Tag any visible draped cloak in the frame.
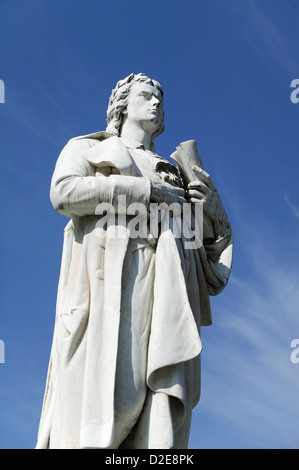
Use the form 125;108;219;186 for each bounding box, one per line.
36;132;233;449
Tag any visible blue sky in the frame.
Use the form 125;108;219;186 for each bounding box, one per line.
0;0;299;449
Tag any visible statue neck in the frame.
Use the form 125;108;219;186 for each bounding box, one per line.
120;118;153;151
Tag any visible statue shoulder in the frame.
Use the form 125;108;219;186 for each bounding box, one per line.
60;131;118;159
58;133;133;175
68;130;114;143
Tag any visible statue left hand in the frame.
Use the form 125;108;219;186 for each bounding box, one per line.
186;165;229;237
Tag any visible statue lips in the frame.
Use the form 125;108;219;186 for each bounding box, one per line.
149;108;161;124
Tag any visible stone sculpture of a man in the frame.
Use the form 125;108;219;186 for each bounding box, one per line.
36;73;233;449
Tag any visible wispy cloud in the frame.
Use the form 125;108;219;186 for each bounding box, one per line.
236;0;297;76
285;192;299;221
193;201;299;449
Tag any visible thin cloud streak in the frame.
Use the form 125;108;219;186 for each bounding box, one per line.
195;204;299;448
285;193;299;221
236;0;297;76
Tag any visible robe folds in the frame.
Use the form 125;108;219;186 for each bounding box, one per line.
36;132;233;449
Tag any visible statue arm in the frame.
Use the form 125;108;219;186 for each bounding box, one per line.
50;139;151;217
197;223;233;295
186;167;233;294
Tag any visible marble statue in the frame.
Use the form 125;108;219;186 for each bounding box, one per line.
36;73;233;449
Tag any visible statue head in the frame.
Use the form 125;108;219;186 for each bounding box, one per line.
106;73;165;140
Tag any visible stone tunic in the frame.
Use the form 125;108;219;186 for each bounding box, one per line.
36;133;233;449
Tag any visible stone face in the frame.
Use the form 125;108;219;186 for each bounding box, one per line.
36;73;233;449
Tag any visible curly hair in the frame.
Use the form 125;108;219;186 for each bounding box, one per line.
106;73;165;140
